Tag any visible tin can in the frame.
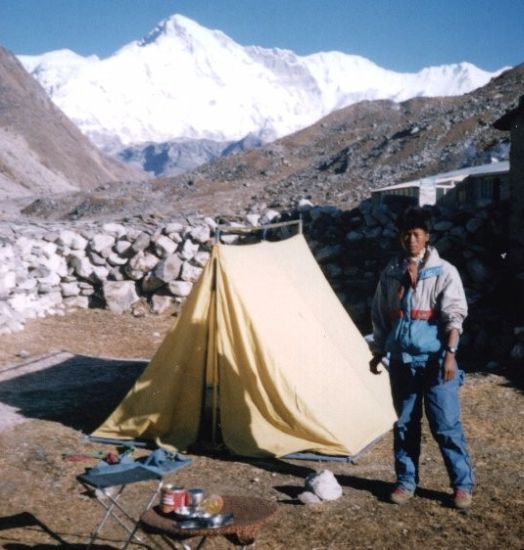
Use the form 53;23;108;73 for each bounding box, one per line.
172;487;187;510
187;488;204;507
160;483;176;514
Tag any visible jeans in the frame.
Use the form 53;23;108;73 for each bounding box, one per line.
389;358;475;493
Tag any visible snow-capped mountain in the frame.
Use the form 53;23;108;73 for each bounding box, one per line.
18;14;506;172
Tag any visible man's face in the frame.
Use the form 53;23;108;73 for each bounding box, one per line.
400;228;430;257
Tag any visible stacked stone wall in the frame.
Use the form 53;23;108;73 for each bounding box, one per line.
0;199;522;363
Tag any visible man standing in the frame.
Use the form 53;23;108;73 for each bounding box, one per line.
370;206;474;509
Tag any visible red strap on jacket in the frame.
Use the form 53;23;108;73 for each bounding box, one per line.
390;309;436;321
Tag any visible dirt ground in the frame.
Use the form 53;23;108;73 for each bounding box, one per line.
0;309;522;550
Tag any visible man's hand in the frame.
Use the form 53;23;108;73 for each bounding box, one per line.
443;352;457;382
369;355;383;375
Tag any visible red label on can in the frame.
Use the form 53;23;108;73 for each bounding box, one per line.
172;489;187;510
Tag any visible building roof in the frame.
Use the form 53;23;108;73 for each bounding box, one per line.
372;160;509;194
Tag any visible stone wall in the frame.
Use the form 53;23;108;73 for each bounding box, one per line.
1;199;522;363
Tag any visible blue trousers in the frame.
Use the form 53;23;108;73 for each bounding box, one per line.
389;359;475;493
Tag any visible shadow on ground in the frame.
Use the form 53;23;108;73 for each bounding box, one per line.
0;354;147;433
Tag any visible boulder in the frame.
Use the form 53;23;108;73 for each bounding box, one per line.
90;234;116;254
103;281;139;314
131;232;151;253
180;262;203;283
305;470;342;501
154;235;178;258
153;254;183;283
180;239;199;261
168;280;193;298
189;225;211;244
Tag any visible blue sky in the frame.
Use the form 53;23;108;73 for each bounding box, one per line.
1;0;522;72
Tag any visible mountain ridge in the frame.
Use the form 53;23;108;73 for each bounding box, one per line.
18;13;504;158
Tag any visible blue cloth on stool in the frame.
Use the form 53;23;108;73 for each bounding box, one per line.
78;449;192;489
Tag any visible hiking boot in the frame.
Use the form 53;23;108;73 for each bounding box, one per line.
390;486;414;505
453;489;472;510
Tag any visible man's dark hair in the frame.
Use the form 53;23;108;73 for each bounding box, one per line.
397;206;432;233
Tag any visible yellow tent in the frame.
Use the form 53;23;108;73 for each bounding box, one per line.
93;234;396;457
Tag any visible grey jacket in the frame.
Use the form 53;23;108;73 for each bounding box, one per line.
371;246;468;358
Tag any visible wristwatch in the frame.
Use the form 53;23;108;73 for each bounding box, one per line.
446;345;458;354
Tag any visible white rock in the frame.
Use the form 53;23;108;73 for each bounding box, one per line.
194;251;211;268
151;294;175;314
180;239;199;261
69;255;93;280
60;281;81;297
63;296;90;309
168;280;193;297
107;252;129;267
261;209;280;224
305;470;343;501
127;251;159;274
204;217;218;230
246;213;261;226
181;262;203;283
91;265;110;282
37;271;61;287
298;198;314;212
298;491;322;505
103;281;139;314
114;239;133;256
154;235;178;258
0;271;16;297
56;229;78;249
220;234;239;244
189;225;211;244
102;222;127;238
131;232;151;253
90;234;116;254
154;254;183;283
164;222;185;234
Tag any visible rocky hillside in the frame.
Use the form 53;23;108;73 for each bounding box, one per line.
5;63;522;224
0;46;144;199
174;64;523;212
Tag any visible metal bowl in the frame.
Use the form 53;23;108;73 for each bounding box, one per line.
205;513;234;528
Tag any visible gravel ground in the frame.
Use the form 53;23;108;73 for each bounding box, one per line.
0;309;522;549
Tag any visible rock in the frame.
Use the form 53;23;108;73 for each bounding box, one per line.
180;262;203;283
69;255;93;280
168;280;193;298
131;232;151;253
142;273;165;292
298;491;322;505
246;214;261;226
154;254;183;283
114;239;133;256
261;209;280;224
193;251;211;268
220;234;239;244
346;231;363;242
510;342;524;360
466;258;492;284
189;225;211;244
297;198;314;212
107;252;129;267
180;239;199;261
90;234;116;254
102;223;127;238
60;281;80;297
63;295;90;309
151;294;175;314
126;251;159;280
204;217;218;230
466;217;484;233
103;281;139;314
154;235;177;258
0;271;16;297
305;470;343;501
164;222;185;234
433;220;454;231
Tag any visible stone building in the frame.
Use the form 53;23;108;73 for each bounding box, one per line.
494;95;524;318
